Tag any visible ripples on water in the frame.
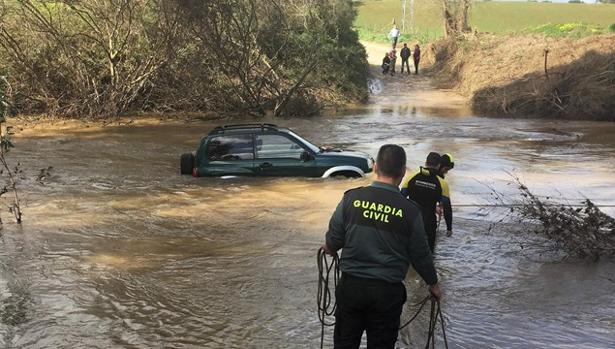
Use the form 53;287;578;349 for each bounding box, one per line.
0;111;614;348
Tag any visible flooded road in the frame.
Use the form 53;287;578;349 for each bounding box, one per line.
1;92;615;348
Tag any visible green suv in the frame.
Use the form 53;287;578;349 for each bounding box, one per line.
180;124;373;178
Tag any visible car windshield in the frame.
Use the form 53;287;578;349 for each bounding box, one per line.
286;130;320;153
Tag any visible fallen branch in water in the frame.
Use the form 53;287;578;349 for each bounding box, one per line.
490;177;615;260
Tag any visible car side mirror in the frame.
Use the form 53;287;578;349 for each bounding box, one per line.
300;150;314;162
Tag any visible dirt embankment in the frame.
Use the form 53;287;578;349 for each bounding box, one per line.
429;34;615;121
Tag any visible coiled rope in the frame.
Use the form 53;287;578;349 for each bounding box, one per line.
317;247;340;349
317;247;449;349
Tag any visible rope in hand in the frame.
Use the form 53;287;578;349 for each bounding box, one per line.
317;247;449;349
317;247;340;349
398;295;449;349
425;296;449;349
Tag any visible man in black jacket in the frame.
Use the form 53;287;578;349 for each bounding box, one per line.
437;153;455;237
323;144;441;349
401;152;450;252
400;43;411;75
413;44;421;75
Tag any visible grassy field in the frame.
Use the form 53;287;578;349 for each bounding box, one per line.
355;0;615;43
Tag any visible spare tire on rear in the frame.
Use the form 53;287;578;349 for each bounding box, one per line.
180;153;195;175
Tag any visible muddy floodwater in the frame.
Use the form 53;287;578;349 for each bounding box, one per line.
1;86;615;348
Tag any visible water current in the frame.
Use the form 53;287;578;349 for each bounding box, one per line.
0;85;614;348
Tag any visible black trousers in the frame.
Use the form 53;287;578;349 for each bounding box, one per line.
420;210;437;252
334;273;406;349
413;58;420;74
424;217;437;253
400;59;410;74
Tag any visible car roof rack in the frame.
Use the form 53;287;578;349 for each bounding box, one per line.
209;123;280;135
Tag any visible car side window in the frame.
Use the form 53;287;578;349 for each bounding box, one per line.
256;134;304;159
207;135;254;161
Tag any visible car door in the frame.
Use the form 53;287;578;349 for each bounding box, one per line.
200;134;256;176
254;133;317;176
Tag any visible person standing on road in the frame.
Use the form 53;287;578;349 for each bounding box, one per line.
323;144;442;349
401;152;450;252
400;43;411;75
413;44;421;75
388;46;397;76
389;25;400;46
437;153;455;237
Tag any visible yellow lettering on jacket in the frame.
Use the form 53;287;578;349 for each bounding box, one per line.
354;200;403;223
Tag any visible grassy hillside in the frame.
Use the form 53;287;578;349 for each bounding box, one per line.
356;0;615;42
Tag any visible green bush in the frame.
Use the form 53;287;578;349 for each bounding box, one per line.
527;22;605;37
609;23;615;33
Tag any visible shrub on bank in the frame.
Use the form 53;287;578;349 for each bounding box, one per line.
0;0;368;118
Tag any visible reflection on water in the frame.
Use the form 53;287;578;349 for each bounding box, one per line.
0;108;614;348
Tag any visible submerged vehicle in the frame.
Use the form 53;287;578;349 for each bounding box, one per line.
180;123;373;178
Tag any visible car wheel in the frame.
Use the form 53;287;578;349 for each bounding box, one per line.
180;153;195;175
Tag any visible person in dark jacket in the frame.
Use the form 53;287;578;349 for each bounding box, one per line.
382;53;391;75
400;43;411;74
413;44;421;75
437;153;455;237
323;144;442;349
400;152;450;252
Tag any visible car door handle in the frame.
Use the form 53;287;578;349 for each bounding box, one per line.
259;162;273;168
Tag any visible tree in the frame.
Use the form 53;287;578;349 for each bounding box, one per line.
0;0;367;117
442;0;472;37
170;0;367;116
0;0;181;117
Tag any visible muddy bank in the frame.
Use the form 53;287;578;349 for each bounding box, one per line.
429;34;615;121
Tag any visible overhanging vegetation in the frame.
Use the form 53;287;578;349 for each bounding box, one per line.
0;0;368;118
